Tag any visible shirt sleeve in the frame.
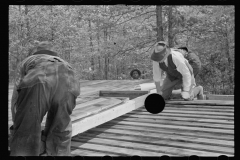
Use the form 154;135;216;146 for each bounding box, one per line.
152;61;162;83
172;53;192;91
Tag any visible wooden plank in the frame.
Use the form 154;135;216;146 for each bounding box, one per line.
70;88;153;137
88;127;234;147
70;98;123;121
141;108;234;116
72;135;226;156
206;95;234;100
75;96;101;104
76;132;234;155
105;120;234;135
165;100;234;106
100;124;233;141
165;104;234;111
71;148;119;156
99;90;149;100
120;114;234;125
74;98;110;110
71;100;134;136
113;117;233;129
71;140;172;156
164;107;233;113
129;111;234;120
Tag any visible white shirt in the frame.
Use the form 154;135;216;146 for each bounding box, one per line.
152;49;192;92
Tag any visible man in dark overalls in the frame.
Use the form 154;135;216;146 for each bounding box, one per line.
151;41;204;100
9;41;80;156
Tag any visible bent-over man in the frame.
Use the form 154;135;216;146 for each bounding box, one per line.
9;41;80;156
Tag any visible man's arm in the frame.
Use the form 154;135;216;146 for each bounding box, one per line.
152;61;163;94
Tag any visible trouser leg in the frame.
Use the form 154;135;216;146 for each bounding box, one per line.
44;93;76;156
192;86;204;100
44;64;78;156
10;83;49;156
161;77;182;100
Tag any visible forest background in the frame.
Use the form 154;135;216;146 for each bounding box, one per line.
8;5;234;94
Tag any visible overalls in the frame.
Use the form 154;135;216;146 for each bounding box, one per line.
10;53;80;156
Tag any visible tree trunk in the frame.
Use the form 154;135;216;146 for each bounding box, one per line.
88;20;95;80
167;6;174;47
156;6;164;41
25;5;30;39
50;6;54;41
104;27;108;80
96;21;101;79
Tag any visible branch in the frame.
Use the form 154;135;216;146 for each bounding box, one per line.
116;10;155;26
111;38;156;58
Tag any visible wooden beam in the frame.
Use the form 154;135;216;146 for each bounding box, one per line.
71;91;151;136
71;100;135;136
206;95;234;100
99;90;149;100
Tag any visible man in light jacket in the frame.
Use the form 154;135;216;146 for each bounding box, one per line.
151;41;204;100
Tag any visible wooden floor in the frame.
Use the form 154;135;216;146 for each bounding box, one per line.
8;80;234;156
70;101;234;156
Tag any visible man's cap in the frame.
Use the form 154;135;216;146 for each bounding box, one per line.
177;46;188;52
150;41;169;62
32;40;58;57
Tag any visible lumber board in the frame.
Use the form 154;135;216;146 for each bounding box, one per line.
74;132;233;156
71;141;175;156
70;98;123;121
141;108;234;116
113;117;234;129
72;135;225;156
206;95;234;100
165;100;234;106
99;90;149;100
104;120;234;135
165;104;234;110
71;148;119;156
74;98;110;110
70;100;135;136
99;124;233;141
129;110;234;120
70;87;152;136
164;107;233;113
88;127;234;147
120;114;234;125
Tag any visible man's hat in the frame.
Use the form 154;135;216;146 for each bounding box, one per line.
150;41;170;62
177;46;188;52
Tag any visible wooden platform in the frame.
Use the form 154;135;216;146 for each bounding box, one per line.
8;80;234;156
71;100;234;156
